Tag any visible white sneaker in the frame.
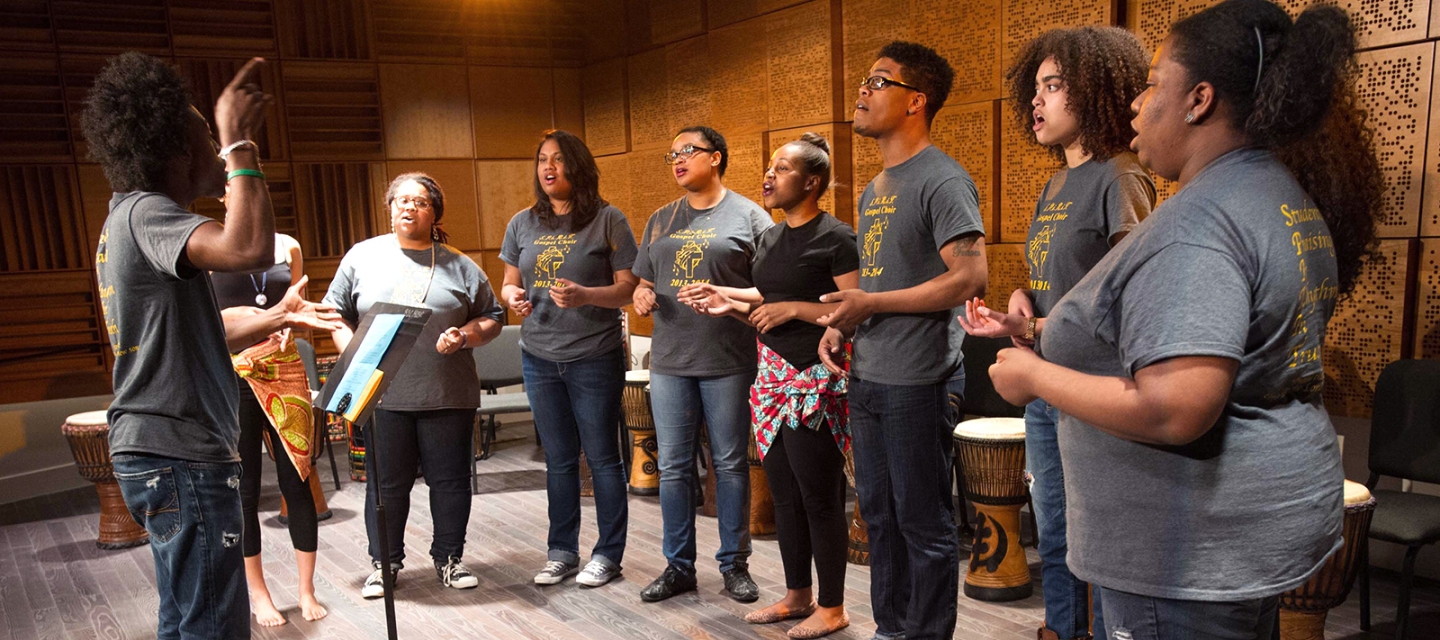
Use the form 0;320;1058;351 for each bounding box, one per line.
534;560;579;585
436;557;479;589
575;559;621;587
362;563;392;599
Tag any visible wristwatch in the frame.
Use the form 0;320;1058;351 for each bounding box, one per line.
1023;317;1037;342
218;139;257;160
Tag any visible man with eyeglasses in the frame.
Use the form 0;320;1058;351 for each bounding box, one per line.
817;41;987;640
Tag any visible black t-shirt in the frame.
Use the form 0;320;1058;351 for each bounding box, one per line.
751;213;859;369
212;261;291;311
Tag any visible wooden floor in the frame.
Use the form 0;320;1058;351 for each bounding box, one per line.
1;421;1437;640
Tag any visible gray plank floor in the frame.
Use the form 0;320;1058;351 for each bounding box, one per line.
1;421;1435;640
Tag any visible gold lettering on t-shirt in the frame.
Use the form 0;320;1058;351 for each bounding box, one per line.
531;233;578;289
667;227;717;288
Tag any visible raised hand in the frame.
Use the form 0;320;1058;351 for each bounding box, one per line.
214;57;273;146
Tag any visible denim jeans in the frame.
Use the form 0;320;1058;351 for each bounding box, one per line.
1099;588;1277;640
849;377;960;640
649;370;754;574
113;454;248;640
1027;399;1102;638
365;408;475;567
523;346;628;567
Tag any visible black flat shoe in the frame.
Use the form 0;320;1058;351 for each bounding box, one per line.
722;562;759;603
640;564;698;602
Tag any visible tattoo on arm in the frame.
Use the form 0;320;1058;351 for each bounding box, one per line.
952;235;982;258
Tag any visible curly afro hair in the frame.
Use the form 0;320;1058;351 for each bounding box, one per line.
1005;26;1149;163
81;52;195;192
877;41;955;123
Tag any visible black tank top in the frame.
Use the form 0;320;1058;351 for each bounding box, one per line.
211;262;292;310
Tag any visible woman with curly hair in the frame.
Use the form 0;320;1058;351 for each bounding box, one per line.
959;25;1152;640
988;1;1382;638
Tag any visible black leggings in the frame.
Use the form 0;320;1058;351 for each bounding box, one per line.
762;424;848;607
238;381;317;557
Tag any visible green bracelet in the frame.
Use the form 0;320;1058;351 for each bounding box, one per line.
226;169;265;181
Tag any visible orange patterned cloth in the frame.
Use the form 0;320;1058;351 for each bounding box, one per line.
233;338;314;481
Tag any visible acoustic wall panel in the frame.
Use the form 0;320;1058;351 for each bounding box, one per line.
293;162;387;259
370;0;469;63
727;131;769;213
0;56;71;162
708;19;770;135
1000;112;1062;245
985;242;1029;309
0;165;87;272
841;0;909;100
1001;0;1112;86
921;0;1003;105
1420;53;1440;236
379;64;474;159
475;160;534;250
932;101;998;240
191;164;297;241
766;1;835;129
627;48;670;150
553;68;585;139
283;61;385;159
0;1;56;52
595;153;637;236
1416;238;1440;359
467;66;555;159
627;148;682;231
169;0;279;57
388;161;481;252
1275;0;1429;49
1323;239;1410;418
177;58;288;161
648;0;706;47
276;0;372;60
0;270;110;403
1355;42;1431;237
583;58;630;156
666;36;712;136
51;0;169;55
767;124;854;225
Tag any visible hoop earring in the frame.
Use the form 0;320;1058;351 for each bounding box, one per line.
1184;113;1195;124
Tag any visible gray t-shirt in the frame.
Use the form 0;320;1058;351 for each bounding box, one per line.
1041;148;1344;600
1026;152;1153;317
853;145;984;385
633;190;774;377
98;192;239;462
500;204;638;362
324;236;504;411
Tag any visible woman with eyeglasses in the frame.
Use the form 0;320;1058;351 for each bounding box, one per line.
631;126;774;604
499;130;638;588
988;1;1382;637
323;172;505;600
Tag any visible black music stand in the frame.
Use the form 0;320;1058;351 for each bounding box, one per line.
318;302;431;640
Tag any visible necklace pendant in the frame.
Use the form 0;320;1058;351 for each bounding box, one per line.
255;293;267;306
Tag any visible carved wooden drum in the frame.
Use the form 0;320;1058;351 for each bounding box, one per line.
61;410;149;549
954;417;1032;602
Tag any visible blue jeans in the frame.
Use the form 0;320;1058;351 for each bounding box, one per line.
523;347;629;567
649;370;753;574
1028;399;1102;638
1099;588;1277;640
850;377;961;640
365;408;475;566
113;454;248;640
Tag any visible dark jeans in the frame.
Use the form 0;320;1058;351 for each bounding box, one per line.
849;377;960;640
237;381;316;557
364;408;474;567
1027;398;1101;637
113;454;248;640
522;346;628;567
763;424;848;607
1099;588;1278;640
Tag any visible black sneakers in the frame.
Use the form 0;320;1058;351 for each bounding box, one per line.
721;562;759;603
640;564;698;602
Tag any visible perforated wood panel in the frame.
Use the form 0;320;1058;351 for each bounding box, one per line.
627;149;683;229
932;101;998;240
1000;112;1062;244
923;0;1003;105
1001;0;1112;85
475;160;534;250
1421;54;1440;236
708;20;769;136
553;68;585;138
841;0;908;99
766;1;835;129
388;161;481;252
985;243;1029;308
709;0;810;28
767;124;854;225
1323;239;1410;418
276;0;372;59
0;1;56;52
851;132;880;226
177;58;288;161
1128;0;1216;56
169;0;279;57
371;0;469;63
283;61;385;159
468;66;558;160
648;0;706;46
75;164;111;253
52;0;169;55
666;37;712;135
0;270;110;401
628;49;670;150
294;162;386;259
378;64;474;159
1277;0;1429;49
595;153;637;235
1356;42;1431;237
583;59;629;156
726;132;768;213
0;166;87;272
1416;238;1440;359
0;57;71;162
1152;175;1181;208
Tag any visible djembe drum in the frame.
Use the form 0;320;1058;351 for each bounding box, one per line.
845;449;869;565
624;371;659;495
61;410;149;549
1278;479;1377;640
748;432;775;535
279;473;333;524
954;417;1032;601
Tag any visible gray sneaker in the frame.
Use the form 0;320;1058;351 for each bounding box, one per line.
533;560;579;585
575;558;621;587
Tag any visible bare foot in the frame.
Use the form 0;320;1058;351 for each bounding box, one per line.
790;606;849;638
250;591;287;627
299;593;328;621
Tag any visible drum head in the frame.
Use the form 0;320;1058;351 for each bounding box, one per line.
66;410;109;427
954;417;1026;441
626;369;651;384
1343;479;1372;506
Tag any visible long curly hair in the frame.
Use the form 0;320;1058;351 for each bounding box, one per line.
1171;0;1381;296
81;52;194;192
531;129;607;230
1004;26;1149;163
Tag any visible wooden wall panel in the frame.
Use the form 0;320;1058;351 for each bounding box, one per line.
1416;238;1440;359
370;0;468;63
627;48;670;150
467;66;554;159
985;242;1029;308
51;0;169;55
379;64;473;159
709;19;770;135
999;113;1061;244
1001;0;1112;84
1277;0;1429;49
648;0;706;47
386;161;481;252
595;153;637;235
1323;240;1410;418
1355;42;1431;237
75;164;110;254
283;61;385;159
766;1;835;129
177;58;288;161
932;101;998;240
475;160;535;250
1128;0;1217;56
582;0;628;64
0;1;56;52
767;124;854;225
725;132;769;213
841;0;908;96
666;37;712;135
169;0;279;57
627;148;682;227
0;270;110;404
553;68;585;138
0;56;71;162
0;166;87;273
851;132;880;226
276;0;372;60
1421;54;1440;236
923;0;1003;105
709;0;810;29
293;162;387;259
583;59;629;155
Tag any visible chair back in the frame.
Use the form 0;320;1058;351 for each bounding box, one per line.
295;337;321;391
957;335;1025;419
473;325;525;391
1368;359;1440;485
